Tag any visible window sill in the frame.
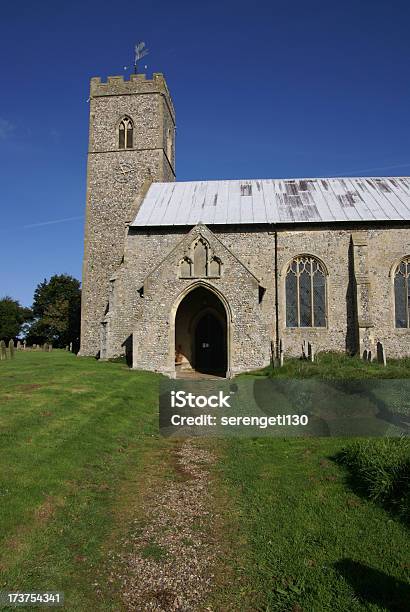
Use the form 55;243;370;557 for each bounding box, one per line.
284;327;328;331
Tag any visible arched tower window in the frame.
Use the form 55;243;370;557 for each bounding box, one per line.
394;257;410;327
119;117;133;149
285;256;327;327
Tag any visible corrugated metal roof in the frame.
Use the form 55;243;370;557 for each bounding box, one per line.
131;177;410;227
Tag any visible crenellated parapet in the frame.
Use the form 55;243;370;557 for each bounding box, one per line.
90;73;175;119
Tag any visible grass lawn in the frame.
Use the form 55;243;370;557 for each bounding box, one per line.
213;437;409;612
246;351;410;379
0;350;409;611
0;350;169;610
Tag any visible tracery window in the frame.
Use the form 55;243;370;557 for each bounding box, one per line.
394;257;410;328
285;256;326;327
119;117;133;149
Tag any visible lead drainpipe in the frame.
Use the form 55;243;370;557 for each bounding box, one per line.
274;228;280;359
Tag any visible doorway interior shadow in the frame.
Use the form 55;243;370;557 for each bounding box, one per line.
175;286;228;377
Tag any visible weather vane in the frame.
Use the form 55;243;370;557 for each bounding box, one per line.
134;41;149;74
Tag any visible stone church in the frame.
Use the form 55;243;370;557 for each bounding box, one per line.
80;73;410;377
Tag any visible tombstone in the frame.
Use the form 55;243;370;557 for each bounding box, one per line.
8;339;15;359
17;340;21;351
33;344;37;349
48;344;53;352
23;340;27;350
65;345;69;351
0;340;7;361
308;342;315;363
363;349;372;362
69;342;73;352
376;341;387;367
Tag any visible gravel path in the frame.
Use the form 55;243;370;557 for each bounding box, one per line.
114;439;221;611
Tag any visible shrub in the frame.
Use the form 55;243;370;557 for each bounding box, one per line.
337;437;410;517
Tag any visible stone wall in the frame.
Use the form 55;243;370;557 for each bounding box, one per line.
80;74;175;356
103;222;410;375
80;74;410;373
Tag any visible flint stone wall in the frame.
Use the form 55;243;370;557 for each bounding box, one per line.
103;223;410;374
80;74;175;357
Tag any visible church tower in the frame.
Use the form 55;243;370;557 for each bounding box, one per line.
80;73;176;356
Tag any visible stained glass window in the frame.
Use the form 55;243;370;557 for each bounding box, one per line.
285;256;326;327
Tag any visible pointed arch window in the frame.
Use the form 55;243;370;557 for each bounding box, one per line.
285;256;327;327
394;257;410;328
119;117;133;149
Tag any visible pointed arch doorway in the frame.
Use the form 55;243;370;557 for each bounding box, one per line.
174;285;228;377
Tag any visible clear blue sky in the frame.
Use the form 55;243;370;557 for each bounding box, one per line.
1;0;409;307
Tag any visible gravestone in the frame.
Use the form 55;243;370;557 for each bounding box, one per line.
363;349;373;362
279;338;284;367
8;339;15;359
0;340;7;360
376;341;387;366
308;342;315;363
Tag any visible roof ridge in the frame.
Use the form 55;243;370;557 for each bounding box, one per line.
149;176;410;186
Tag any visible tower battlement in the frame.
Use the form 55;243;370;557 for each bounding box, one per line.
90;73;175;119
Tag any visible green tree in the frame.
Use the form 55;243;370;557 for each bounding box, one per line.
0;297;32;342
27;275;81;349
